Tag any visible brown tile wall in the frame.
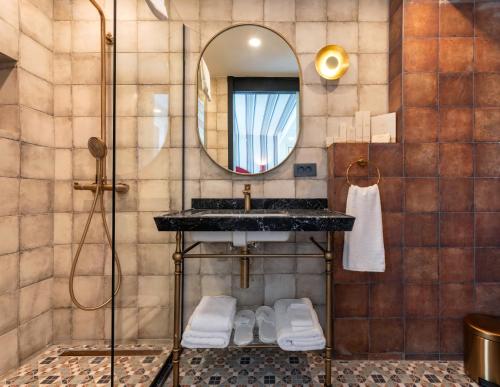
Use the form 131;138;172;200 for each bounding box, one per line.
327;0;500;359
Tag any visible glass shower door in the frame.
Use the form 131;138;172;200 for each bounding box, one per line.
111;0;173;384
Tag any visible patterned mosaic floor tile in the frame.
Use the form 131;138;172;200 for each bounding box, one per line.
0;343;171;387
0;344;479;386
170;348;478;387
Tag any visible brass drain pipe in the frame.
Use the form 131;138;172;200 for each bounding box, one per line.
240;246;249;288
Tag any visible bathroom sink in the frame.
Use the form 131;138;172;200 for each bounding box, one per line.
154;198;355;236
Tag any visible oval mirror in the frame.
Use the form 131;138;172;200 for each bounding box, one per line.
197;25;300;175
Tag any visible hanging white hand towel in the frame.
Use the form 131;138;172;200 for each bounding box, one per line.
342;184;385;272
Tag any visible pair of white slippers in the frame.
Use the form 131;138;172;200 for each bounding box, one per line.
233;306;276;346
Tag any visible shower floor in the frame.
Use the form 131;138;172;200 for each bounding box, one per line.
169;347;478;386
0;342;171;386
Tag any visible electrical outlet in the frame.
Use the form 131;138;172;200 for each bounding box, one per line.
294;163;317;177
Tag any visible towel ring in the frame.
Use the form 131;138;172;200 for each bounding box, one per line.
346;158;381;186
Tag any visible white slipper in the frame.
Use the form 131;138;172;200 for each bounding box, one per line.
233;310;255;346
256;306;277;344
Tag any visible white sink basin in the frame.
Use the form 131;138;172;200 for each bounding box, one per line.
188;209;291;246
190;231;290;246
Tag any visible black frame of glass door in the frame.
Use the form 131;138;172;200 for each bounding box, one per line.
111;0;117;384
150;21;189;387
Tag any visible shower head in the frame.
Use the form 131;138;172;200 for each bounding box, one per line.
88;137;107;159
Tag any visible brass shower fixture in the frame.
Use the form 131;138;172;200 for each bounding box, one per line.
106;32;114;45
74;181;129;193
69;0;128;311
88;136;107;159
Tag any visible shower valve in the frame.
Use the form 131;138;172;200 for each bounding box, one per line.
105;33;114;45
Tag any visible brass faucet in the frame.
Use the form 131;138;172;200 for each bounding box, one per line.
243;184;251;213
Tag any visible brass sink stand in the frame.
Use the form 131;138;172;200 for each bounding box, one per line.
170;230;334;387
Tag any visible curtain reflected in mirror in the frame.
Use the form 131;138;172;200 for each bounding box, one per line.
197;25;300;175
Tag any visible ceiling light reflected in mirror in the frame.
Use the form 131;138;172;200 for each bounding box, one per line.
248;37;262;48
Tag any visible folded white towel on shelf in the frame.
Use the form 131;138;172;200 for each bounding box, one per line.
181;295;237;349
342;184;385;272
275;298;325;351
287;302;313;329
181;323;231;349
190;295;237;332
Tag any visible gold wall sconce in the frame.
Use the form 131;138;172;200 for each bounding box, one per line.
315;44;350;80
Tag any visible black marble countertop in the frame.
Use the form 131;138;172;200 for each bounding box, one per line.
154;198;355;232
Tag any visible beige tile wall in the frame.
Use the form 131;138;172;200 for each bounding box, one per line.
167;0;389;323
52;0;173;345
52;0;389;330
0;0;54;376
0;1;390;373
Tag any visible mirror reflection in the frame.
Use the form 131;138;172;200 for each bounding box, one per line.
197;25;300;175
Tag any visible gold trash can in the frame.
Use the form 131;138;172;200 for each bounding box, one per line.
464;314;500;386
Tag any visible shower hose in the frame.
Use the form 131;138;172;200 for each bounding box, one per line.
69;160;122;311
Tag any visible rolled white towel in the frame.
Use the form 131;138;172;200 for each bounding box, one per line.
275;298;325;351
190;295;236;332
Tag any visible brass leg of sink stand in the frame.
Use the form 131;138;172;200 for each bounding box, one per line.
172;231;183;387
324;231;333;387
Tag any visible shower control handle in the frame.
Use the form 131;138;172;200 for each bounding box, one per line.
73;182;130;193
